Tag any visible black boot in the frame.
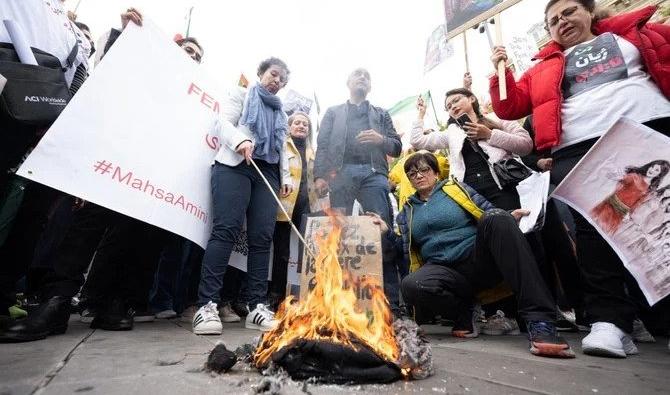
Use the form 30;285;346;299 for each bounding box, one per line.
90;299;133;331
0;296;70;342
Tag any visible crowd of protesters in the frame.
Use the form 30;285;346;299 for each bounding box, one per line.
1;0;669;361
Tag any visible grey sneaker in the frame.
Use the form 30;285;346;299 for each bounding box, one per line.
180;305;197;323
219;303;241;323
481;310;521;336
155;309;178;319
632;318;656;343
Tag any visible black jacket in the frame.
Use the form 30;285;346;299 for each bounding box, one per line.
314;102;401;180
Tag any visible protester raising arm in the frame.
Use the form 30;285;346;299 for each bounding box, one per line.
487;0;670;360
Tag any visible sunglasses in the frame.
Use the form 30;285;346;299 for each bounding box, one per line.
545;5;580;31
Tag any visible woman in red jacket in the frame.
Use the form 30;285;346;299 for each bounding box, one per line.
489;0;670;358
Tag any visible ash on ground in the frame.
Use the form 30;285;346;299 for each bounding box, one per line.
394;319;433;379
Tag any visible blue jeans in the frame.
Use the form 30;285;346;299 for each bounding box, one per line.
197;160;279;308
329;164;400;313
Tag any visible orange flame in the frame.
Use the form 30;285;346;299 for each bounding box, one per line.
255;215;399;367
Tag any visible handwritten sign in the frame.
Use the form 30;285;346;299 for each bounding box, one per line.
299;216;383;313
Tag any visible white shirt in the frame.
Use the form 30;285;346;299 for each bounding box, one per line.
0;0;90;85
556;33;670;151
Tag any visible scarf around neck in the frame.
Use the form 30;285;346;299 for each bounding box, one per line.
239;84;288;164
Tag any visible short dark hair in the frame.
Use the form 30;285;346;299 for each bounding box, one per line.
74;21;90;33
176;36;204;56
257;57;290;82
404;151;439;176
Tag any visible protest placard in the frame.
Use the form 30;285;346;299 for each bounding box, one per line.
282;89;313;116
552;118;670;305
298;216;383;314
424;24;454;74
16;21;230;247
507;33;538;76
444;0;523;40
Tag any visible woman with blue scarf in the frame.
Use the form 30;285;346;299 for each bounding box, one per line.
193;58;292;336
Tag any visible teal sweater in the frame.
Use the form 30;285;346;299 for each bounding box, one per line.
408;183;477;264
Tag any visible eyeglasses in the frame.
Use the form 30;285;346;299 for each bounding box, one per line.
182;45;202;63
545;5;580;31
445;95;466;111
407;166;433;180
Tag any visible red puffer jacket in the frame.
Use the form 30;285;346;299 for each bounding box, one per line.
489;6;670;151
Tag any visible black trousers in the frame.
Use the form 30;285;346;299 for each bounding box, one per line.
550;117;670;333
270;187;309;297
401;209;556;324
80;221;167;310
0;182;63;311
40;202;165;304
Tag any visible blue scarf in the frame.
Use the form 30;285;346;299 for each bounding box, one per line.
239;84;287;164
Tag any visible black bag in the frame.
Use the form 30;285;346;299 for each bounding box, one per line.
467;139;533;188
491;157;533;187
0;43;78;127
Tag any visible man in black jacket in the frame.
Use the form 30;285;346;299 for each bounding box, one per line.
314;68;402;313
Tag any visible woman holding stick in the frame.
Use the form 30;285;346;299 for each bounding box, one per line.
193;57;292;336
489;0;670;357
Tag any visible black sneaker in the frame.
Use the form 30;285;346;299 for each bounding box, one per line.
91;300;133;331
527;321;575;358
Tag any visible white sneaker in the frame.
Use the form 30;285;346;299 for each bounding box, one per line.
155;309;178;319
582;322;638;358
632;318;656;343
245;304;278;331
192;302;222;335
219;303;241;323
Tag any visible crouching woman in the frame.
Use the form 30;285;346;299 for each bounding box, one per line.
370;152;574;358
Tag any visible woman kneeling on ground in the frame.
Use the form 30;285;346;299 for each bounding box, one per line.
370;152;575;358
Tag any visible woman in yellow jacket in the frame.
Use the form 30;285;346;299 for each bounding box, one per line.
270;111;317;304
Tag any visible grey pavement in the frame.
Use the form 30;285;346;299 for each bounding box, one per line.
1;317;669;395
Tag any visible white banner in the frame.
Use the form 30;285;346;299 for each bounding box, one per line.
17;21;229;248
552;118;670;305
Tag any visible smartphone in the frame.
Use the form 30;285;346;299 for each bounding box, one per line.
455;113;472;128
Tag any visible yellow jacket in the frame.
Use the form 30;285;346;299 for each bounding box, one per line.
389;153;450;210
277;137;317;221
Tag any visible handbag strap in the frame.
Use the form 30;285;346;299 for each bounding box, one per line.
62;43;79;71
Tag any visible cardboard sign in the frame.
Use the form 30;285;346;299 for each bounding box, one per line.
299;216;383;313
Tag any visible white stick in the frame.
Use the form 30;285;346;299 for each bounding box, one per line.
249;158;317;261
494;14;507;100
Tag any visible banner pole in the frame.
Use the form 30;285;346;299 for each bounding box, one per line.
249;158;317;261
494;13;507;100
428;91;440;126
463;32;470;73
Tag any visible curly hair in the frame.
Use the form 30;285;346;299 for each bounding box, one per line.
257;57;290;83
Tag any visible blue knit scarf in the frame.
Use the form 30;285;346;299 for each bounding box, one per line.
239;84;287;164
